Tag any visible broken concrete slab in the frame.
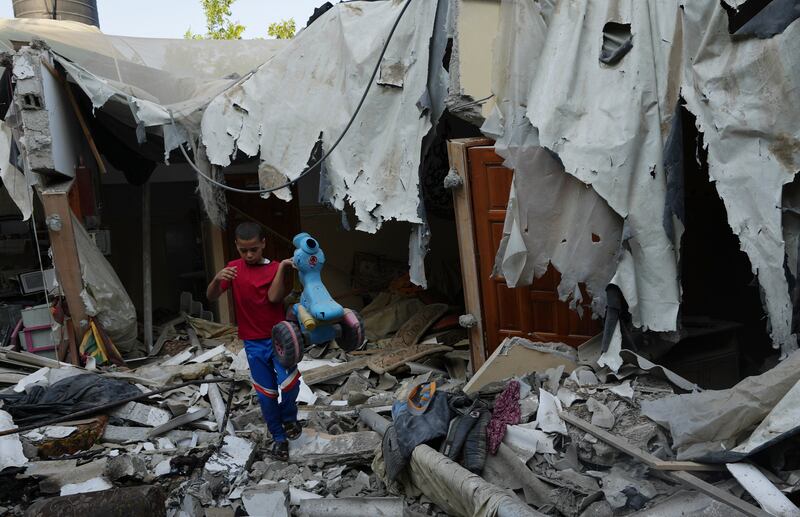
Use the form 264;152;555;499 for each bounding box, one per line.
464;337;577;394
289;429;381;466
147;407;210;437
289;487;323;505
0;409;28;470
587;398;615;429
105;453;148;481
537;389;567;435
26;458;110;494
242;483;289;517
203;435;255;483
24;485;166;517
189;344;226;364
111;401;171;427
297;497;405;517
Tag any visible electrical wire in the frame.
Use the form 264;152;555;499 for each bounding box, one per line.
174;0;414;195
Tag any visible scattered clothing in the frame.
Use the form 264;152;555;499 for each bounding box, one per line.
487;380;521;454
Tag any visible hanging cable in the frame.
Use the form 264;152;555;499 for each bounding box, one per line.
174;0;414;195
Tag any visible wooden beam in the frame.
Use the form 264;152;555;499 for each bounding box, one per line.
206;223;233;324
446;137;493;371
142;183;153;353
40;186;88;365
560;412;771;517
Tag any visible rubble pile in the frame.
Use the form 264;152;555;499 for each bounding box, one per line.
1;306;799;517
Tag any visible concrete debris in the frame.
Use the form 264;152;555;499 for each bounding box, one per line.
289;429;381;466
297;497;405;517
0;410;29;470
586;398;615;429
241;483;289;517
0;302;786;517
203;435;255;483
60;477;113;496
111;402;171;428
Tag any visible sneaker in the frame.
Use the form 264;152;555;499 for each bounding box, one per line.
284;421;302;441
269;440;289;461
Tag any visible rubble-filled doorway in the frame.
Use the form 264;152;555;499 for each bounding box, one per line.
457;142;601;356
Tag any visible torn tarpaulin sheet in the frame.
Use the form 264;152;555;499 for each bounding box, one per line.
723;0;800;40
487;0;800;355
0;374;142;426
641;350;800;461
72;215;141;357
482;0;625;320
681;1;800;355
201;0;439;234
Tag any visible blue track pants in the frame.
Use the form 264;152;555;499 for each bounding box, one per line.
244;338;301;442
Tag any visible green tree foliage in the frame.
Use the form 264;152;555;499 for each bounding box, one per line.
185;0;246;40
267;19;296;39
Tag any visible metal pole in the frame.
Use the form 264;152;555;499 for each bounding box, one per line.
142;183;153;353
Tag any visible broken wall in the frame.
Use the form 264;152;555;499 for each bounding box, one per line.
485;0;800;354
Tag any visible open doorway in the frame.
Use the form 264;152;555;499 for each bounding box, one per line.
661;104;773;385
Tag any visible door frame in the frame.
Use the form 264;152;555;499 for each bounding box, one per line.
447;137;494;371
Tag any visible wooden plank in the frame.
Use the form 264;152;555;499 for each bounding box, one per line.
669;471;772;517
142;183;153;353
560;412;722;472
560;412;770;517
302;357;370;386
367;345;452;375
447;138;493;371
40;187;89;364
206;223;233;325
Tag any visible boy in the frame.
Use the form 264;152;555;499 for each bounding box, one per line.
206;222;301;460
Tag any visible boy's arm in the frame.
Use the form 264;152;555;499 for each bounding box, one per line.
268;259;295;303
207;266;236;301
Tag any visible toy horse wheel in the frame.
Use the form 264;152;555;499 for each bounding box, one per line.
272;320;304;369
337;309;365;352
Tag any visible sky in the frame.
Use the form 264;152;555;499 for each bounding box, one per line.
0;0;323;39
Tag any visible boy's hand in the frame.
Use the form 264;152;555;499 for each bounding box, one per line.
215;266;237;282
281;258;296;270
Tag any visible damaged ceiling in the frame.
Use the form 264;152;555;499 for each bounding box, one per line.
484;0;800;355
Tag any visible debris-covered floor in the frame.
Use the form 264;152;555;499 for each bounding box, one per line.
2;304;800;517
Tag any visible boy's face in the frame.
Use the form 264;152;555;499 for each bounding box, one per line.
235;237;266;265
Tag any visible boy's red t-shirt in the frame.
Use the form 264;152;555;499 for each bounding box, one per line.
219;258;285;340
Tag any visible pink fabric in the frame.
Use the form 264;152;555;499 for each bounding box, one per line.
487;380;521;454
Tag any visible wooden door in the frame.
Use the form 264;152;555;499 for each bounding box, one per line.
222;174;300;263
468;146;601;354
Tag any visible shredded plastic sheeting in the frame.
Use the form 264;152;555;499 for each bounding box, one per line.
201;0;437;233
72;215;141;356
482;0;621;317
641;350;800;461
681;0;800;354
0;121;32;220
486;0;800;353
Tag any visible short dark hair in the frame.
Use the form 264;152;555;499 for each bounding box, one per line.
235;222;265;241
